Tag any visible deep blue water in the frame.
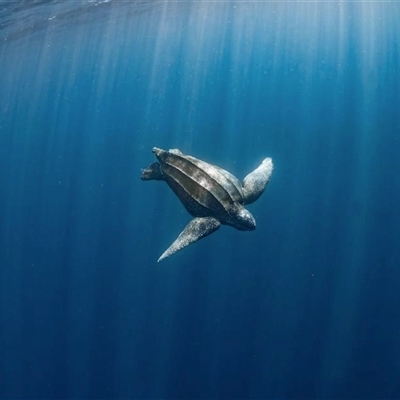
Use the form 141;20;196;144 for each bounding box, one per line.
1;1;400;398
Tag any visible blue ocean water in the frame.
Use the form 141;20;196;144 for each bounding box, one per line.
1;0;400;398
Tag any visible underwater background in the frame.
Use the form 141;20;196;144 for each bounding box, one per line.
1;1;400;398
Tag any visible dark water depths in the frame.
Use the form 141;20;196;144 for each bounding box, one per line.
1;1;400;398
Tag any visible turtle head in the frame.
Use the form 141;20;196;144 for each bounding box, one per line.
233;207;256;231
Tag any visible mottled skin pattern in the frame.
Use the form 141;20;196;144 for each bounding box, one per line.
141;147;274;262
156;217;221;262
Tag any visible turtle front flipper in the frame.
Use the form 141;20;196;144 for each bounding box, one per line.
158;217;221;262
242;158;273;205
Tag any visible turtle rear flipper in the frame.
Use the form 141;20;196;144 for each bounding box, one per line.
242;158;273;205
141;162;163;181
158;217;220;262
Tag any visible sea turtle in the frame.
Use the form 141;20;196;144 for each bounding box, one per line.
141;147;273;262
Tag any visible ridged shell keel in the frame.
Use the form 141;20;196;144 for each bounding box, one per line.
155;150;240;221
163;167;226;217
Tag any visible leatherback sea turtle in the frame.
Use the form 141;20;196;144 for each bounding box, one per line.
141;147;273;262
